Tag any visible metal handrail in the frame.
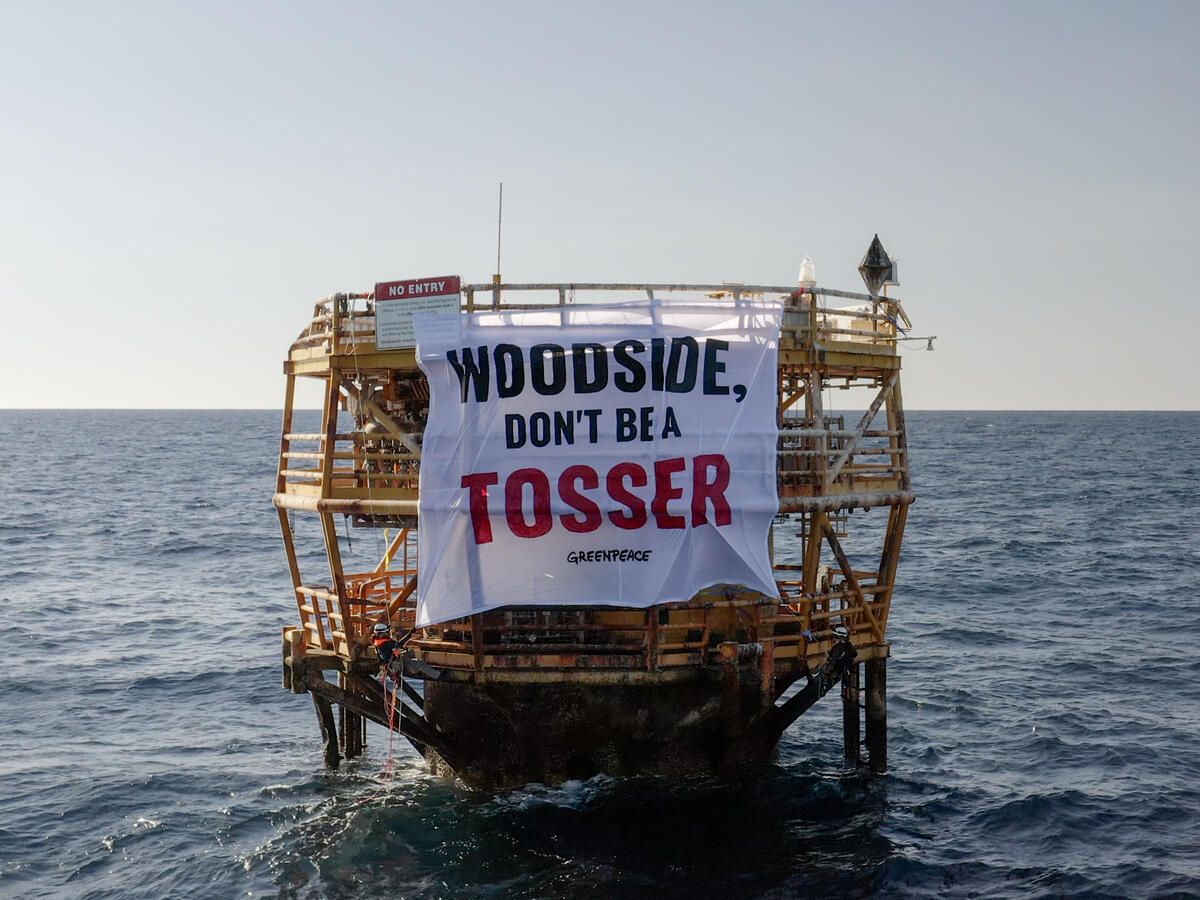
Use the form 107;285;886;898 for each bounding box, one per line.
292;282;904;358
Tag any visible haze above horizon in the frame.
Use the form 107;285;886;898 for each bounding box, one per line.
2;1;1196;410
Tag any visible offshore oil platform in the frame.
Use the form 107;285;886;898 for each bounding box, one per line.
277;237;917;789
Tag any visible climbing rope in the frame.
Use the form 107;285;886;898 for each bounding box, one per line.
360;674;401;804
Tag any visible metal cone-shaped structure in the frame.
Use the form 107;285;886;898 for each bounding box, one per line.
858;234;893;296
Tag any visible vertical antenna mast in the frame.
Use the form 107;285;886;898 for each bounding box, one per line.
493;182;503;308
496;182;503;275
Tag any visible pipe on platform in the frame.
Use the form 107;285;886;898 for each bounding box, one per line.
778;490;914;514
272;491;911;517
273;494;420;516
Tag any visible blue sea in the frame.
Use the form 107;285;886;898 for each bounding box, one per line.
1;410;1198;899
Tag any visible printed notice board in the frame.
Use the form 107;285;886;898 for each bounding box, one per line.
374;275;461;350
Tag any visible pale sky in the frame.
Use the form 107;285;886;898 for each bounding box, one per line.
2;1;1196;410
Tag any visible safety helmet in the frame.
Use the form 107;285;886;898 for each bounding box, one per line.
372;623;390;636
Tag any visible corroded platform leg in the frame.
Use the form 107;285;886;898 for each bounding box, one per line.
337;674;365;758
311;691;341;768
842;661;861;768
865;657;887;774
338;706;364;758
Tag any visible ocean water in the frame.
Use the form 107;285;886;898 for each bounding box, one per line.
1;410;1198;899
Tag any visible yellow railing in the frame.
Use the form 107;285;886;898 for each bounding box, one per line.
278;432;420;492
287;283;908;361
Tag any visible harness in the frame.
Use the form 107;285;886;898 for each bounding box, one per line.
372;635;397;664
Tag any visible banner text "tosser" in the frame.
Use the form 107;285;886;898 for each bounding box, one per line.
459;454;731;545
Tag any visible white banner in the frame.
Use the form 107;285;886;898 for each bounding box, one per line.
412;299;781;627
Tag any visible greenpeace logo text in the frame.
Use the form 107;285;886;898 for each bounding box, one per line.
567;549;653;565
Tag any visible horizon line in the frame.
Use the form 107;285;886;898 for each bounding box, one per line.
1;408;1198;414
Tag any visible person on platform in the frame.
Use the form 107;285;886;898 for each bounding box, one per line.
371;621;414;677
372;622;399;664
